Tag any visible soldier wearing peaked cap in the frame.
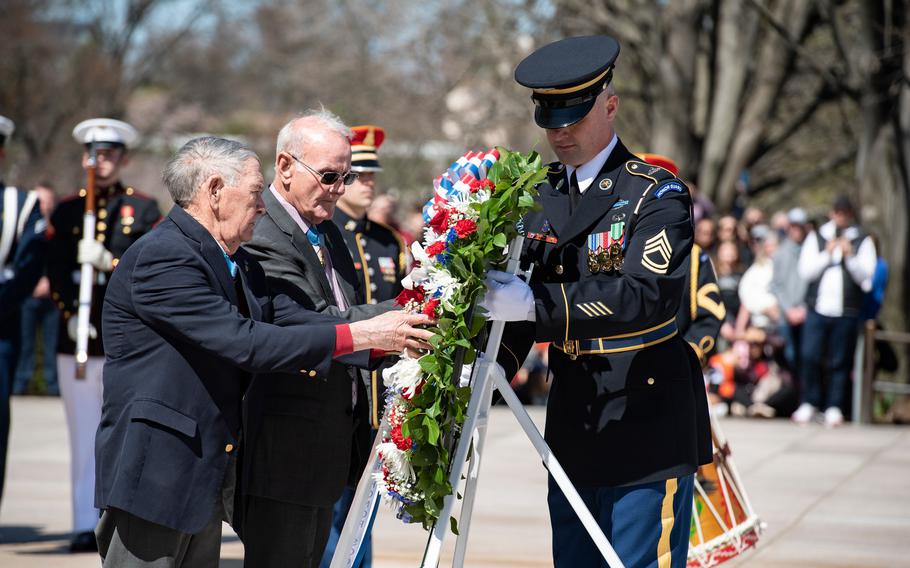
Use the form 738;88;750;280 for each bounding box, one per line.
639;154;726;366
0;114;47;508
479;36;712;567
45;118;161;553
321;125;408;568
333;125;407;422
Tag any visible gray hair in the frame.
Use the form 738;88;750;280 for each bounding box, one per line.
275;107;351;159
163;136;259;207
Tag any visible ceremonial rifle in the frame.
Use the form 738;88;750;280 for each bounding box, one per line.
74;142;97;379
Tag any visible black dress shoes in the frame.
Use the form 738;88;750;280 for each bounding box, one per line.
69;530;98;553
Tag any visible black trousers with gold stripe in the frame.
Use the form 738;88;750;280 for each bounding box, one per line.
547;474;694;568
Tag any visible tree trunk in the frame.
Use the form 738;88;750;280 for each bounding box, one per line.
712;0;815;210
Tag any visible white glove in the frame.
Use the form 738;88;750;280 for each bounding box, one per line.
478;270;535;322
67;316;98;342
78;238;114;271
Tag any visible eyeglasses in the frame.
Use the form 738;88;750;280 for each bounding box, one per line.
288;154;358;186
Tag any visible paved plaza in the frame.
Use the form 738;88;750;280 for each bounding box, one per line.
0;396;908;567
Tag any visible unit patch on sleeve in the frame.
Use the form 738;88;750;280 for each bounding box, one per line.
654;181;685;199
641;228;673;274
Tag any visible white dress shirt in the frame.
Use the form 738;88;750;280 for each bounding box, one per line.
798;220;876;317
566;134;618;193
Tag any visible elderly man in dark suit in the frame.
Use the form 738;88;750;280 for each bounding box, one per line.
240;110;396;567
94;136;433;568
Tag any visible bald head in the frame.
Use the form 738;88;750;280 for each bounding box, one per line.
275;109;351;161
272;109;353;224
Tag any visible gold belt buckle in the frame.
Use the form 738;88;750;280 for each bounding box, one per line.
563;340;578;360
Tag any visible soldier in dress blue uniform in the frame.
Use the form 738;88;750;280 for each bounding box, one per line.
46;118;161;552
479;36;712;567
0;114;47;507
639;154;725;366
321;125;407;568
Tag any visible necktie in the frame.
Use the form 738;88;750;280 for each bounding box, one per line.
306;226;325;266
222;252;238;278
568;170;581;213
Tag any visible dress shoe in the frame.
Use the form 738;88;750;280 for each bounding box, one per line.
69;530;98;553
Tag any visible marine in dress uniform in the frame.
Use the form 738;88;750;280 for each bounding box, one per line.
638;154;725;366
45;118;161;552
0;115;47;506
320;125;408;568
481;36;712;568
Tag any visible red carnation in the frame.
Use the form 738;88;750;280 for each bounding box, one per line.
391;424;413;451
468;179;482;193
425;241;446;256
395;286;426;306
482;179;495;191
423;298;441;317
454;219;477;238
428;208;450;234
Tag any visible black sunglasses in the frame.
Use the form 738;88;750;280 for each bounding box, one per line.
289;154;358;186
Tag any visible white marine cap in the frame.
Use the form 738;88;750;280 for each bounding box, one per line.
72;118;139;149
0;115;14;146
787;207;808;225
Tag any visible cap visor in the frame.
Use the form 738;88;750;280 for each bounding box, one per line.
535;99;596;129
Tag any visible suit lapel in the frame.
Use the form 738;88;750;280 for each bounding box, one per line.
263;187;335;302
322;224;357;307
200;236;238;304
556;140;633;248
233;251;262;320
168;206;238;302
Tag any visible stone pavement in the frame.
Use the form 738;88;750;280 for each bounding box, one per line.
0;396;908;567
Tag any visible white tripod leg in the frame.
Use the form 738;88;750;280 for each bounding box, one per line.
490;368;626;568
420;355;495;567
330;417;387;568
451;360;497;566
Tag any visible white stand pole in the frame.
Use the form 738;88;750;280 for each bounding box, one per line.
329;418;386;568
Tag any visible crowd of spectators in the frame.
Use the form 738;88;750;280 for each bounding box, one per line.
697;196;886;426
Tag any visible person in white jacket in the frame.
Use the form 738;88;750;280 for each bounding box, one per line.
795;196;876;426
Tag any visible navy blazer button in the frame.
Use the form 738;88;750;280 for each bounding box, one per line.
647;377;655;385
555;264;564;274
225;444;234;453
308;370;317;378
299;369;307;375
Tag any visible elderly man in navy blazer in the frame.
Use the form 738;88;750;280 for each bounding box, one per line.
94;136;433;567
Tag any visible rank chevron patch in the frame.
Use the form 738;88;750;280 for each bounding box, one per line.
641;228;672;274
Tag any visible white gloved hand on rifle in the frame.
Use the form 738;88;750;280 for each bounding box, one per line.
78;238;114;271
478;270;535;322
67;316;98;343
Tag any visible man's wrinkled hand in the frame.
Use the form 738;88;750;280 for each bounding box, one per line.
350;311;436;354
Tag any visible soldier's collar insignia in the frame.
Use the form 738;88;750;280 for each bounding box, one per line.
599;178;612;191
345;220;356;231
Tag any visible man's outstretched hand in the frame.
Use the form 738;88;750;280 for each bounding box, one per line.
350;311;436;356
